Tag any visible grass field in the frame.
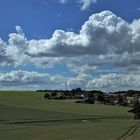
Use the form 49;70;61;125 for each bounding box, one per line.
0;91;139;140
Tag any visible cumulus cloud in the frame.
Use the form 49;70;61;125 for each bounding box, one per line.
0;26;28;66
26;10;138;57
0;11;140;91
0;70;49;86
6;26;28;66
87;74;140;91
24;10;140;75
0;39;11;65
1;10;140;67
0;70;68;90
0;70;139;91
68;63;97;74
68;73;93;89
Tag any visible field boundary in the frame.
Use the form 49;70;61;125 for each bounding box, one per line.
0;116;134;125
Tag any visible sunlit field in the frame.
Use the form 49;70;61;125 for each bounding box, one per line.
0;91;139;140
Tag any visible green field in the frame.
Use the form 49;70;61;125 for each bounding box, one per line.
0;91;139;140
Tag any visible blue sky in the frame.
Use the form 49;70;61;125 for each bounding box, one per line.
1;0;140;40
0;0;140;91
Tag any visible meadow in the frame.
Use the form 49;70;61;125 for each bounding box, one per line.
0;91;139;140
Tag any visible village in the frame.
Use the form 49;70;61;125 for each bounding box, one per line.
38;88;140;119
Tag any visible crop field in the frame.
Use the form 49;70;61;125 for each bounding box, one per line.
0;91;139;140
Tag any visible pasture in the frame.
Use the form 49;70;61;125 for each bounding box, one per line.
0;91;139;140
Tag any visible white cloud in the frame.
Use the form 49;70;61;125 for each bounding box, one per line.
1;10;140;68
0;70;68;90
59;0;67;4
0;26;29;66
79;0;97;10
57;0;97;10
0;70;49;85
0;70;140;91
68;63;97;74
137;8;140;11
24;10;140;73
26;10;137;57
87;74;140;91
0;11;140;91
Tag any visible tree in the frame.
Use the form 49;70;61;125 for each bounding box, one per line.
44;93;50;99
51;92;57;97
87;92;94;99
118;95;124;106
71;88;83;96
129;100;140;119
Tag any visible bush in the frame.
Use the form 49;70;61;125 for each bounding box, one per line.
51;92;57;97
44;93;50;99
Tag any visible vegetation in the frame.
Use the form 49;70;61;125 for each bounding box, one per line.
0;91;139;140
129;100;140;119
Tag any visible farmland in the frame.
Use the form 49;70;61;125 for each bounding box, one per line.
0;91;139;140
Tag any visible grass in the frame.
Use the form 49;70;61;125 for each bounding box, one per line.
0;120;137;140
0;91;139;140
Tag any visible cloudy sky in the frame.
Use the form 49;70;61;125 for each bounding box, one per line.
0;0;140;91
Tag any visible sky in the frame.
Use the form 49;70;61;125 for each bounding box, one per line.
0;0;140;91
